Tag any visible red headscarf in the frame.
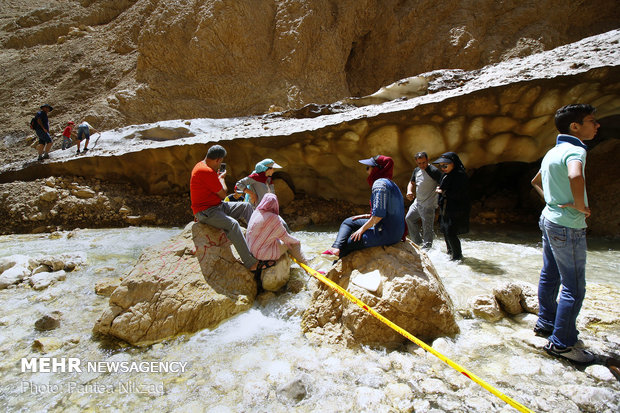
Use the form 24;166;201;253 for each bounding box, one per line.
366;155;394;186
248;171;269;184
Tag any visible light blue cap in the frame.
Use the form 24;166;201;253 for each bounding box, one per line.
254;158;282;173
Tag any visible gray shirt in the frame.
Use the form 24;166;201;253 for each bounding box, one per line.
235;176;274;206
410;165;441;207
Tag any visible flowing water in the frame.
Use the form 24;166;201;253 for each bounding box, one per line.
0;226;618;412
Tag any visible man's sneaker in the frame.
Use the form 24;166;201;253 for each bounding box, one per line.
76;150;81;154
544;341;594;363
37;154;44;161
42;153;49;159
83;148;88;152
533;325;552;337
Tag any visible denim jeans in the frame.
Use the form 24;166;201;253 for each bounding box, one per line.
331;217;368;258
536;215;587;348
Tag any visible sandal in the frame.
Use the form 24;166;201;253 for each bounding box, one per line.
321;249;338;256
253;260;277;276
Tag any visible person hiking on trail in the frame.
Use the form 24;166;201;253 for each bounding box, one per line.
61;121;75;150
33;104;54;161
76;120;98;154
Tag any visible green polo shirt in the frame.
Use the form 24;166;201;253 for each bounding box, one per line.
541;138;588;229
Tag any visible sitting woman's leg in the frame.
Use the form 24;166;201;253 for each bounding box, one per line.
332;217;367;258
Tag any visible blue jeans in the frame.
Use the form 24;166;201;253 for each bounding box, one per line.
536;215;587;348
331;217;368;258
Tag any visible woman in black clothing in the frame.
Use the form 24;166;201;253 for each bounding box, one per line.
433;152;470;260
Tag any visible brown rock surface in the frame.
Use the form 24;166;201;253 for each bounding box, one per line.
93;222;257;345
301;241;459;348
493;282;524;315
1;1;619;165
469;295;503;322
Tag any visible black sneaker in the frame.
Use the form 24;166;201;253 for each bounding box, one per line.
83;148;88;152
533;325;552;337
76;150;81;154
42;153;49;159
544;341;594;363
37;154;44;161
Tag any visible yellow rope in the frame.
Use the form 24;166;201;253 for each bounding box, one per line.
292;257;534;413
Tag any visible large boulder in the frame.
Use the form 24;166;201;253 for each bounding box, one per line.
93;222;257;345
261;254;292;292
302;241;459;348
0;255;30;289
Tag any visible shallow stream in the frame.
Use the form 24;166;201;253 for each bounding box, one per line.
0;226;618;412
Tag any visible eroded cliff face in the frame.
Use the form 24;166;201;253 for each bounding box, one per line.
1;0;619;143
1;31;619;235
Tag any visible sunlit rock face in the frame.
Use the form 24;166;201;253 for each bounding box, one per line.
102;0;620;123
93;222;257;345
301;241;459;348
1;31;619;234
1;1;619;135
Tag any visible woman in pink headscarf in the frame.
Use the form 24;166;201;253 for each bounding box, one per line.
246;193;306;266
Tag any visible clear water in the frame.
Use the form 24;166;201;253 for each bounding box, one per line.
0;226;618;412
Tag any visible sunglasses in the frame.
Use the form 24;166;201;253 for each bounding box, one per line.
439;163;452;169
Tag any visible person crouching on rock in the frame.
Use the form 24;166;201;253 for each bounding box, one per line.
246;193;307;271
323;155;405;258
190;144;260;272
235;158;282;206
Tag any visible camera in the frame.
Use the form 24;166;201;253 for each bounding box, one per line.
219;163;226;172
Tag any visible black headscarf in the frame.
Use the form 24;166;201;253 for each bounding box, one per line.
438;152;466;173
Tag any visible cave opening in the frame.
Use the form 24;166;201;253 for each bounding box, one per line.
468;114;619;229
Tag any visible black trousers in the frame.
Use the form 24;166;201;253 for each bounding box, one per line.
442;228;462;260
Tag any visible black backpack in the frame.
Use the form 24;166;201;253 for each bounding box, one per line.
29;116;37;130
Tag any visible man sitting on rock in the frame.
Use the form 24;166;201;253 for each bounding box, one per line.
190;145;259;271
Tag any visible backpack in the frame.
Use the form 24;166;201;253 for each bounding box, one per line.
30;116;37;130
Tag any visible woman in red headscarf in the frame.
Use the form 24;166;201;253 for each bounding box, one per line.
323;155;405;258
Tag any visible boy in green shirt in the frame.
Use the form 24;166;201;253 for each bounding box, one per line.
531;104;599;363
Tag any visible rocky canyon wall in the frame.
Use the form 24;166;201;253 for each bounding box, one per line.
2;31;619;235
1;0;618;138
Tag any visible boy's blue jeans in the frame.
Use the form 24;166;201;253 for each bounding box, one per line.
536;215;587;348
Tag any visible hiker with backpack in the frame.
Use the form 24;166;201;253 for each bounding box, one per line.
31;104;54;161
